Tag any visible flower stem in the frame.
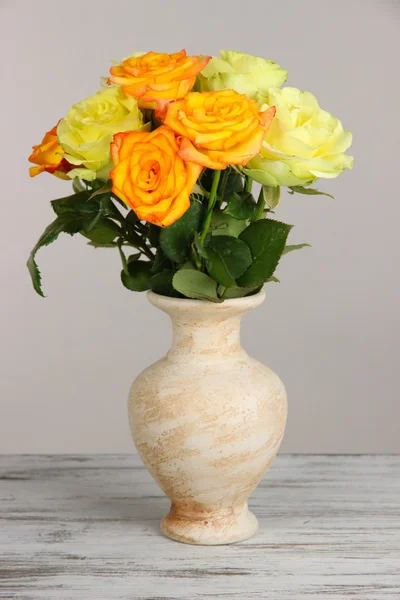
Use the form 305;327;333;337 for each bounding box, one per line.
139;244;154;261
254;188;266;221
245;175;253;193
135;221;148;235
217;168;230;206
117;240;129;274
200;170;221;244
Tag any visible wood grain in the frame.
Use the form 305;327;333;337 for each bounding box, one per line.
0;455;399;599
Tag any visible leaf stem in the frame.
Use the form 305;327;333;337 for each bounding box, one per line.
200;170;221;244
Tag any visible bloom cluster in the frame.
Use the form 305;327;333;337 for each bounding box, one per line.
28;50;353;300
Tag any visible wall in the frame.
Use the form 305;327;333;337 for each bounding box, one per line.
1;0;399;453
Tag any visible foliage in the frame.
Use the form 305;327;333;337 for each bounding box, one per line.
288;186;334;199
27;172;316;299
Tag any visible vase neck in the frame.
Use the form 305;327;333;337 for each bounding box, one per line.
170;313;243;356
147;291;266;358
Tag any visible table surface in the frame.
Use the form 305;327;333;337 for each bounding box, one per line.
0;455;399;600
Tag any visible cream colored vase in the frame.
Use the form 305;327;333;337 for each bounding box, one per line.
128;290;287;545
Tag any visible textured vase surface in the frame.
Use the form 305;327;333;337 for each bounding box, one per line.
128;290;287;545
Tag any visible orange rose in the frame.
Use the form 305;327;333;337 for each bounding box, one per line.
163;90;276;170
28;122;72;178
109;50;210;111
110;126;202;227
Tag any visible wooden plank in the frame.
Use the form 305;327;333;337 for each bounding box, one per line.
0;455;399;599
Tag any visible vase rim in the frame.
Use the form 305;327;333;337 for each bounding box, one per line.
147;289;266;313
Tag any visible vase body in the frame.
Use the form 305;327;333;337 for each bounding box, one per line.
128;290;287;545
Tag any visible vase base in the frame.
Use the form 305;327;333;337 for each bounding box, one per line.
160;503;258;546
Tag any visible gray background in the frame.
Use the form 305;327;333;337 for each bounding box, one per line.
1;0;399;453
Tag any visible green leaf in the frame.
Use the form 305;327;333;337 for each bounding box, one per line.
268;276;280;283
225;170;244;195
172;268;221;302
27;214;85;296
82;193;116;232
224;191;257;221
121;260;152;292
82;209;102;233
149;269;179;296
180;261;197;270
207;250;235;287
150;248;173;273
26;258;43;298
206;235;252;288
87;241;117;248
282;243;311;255
51;191;95;215
51;190;120;238
288;186;334;199
127;253;141;263
159;200;204;263
81;218;120;243
238;219;292;287
210;211;248;239
224;285;262;299
262;186;281;209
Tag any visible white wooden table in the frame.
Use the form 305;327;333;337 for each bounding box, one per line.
0;455;399;599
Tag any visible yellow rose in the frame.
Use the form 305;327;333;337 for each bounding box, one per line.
109;50;210;111
57;86;145;181
196;50;287;105
245;87;353;186
163;90;276;170
110;126;202;227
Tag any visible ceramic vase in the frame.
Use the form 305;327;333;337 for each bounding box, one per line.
128;290;287;545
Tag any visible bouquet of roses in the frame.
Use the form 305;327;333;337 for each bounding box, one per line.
28;50;353;301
